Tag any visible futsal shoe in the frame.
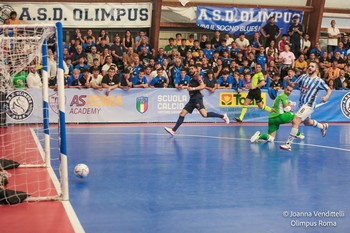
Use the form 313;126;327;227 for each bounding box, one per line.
250;131;260;143
321;123;328;137
222;113;230;124
234;117;243;123
280;144;292;151
164;127;175;136
295;132;305;140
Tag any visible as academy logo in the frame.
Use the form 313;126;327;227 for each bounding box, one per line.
6;90;34;121
341;92;350;119
136;96;148;114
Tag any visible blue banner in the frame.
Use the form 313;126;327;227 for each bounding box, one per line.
196;6;303;35
5;89;350;123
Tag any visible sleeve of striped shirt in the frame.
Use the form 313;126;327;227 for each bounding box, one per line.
319;79;330;91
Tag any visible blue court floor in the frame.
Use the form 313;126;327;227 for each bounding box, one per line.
59;124;350;233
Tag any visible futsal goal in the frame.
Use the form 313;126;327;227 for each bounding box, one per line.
0;22;68;202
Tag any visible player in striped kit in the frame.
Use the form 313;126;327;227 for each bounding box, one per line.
280;62;332;151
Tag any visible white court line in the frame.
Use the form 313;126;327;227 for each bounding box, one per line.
68;131;350;153
31;129;85;233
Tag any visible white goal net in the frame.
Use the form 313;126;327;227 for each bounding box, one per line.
0;23;68;203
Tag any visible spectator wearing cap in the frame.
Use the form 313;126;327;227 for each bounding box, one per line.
260;16;281;47
96;37;110;55
342;34;350;51
235;32;250;51
288;15;303;56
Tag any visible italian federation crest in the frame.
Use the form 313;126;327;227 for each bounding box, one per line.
136;96;148;114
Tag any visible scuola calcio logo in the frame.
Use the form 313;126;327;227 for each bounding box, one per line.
6;90;34;121
341;92;350;119
136;96;148;114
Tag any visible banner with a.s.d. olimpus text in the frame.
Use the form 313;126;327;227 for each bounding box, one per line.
5;89;350;124
0;2;151;28
196;6;303;35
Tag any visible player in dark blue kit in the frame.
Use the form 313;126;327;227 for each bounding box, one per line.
164;64;230;135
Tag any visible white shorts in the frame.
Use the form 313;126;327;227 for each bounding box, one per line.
296;104;314;121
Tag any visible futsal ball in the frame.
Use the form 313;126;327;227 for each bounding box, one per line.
74;164;89;178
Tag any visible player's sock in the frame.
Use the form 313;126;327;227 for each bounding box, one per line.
173;116;184;131
285;127;298;145
267;135;275;142
259;134;269;140
207;112;223;118
262;105;272;112
239;106;248;120
312;120;324;129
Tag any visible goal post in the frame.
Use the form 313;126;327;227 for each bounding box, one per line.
0;22;68;201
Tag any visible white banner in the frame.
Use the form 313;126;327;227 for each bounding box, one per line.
5;89;349;124
0;2;152;28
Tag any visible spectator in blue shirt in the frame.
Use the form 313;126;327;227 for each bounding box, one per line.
203;41;214;60
333;41;347;58
174;69;190;90
150;67;168;88
132;69;149;88
232;71;243;92
217;70;233;89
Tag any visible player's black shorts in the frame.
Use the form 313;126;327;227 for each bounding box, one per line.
246;88;263;104
184;96;205;113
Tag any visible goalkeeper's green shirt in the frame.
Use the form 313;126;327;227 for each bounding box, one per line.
270;92;289;118
13;71;27;89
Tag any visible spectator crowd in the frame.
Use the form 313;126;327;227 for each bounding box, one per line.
2;13;350;92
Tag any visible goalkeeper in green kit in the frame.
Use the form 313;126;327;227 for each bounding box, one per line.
250;85;304;143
